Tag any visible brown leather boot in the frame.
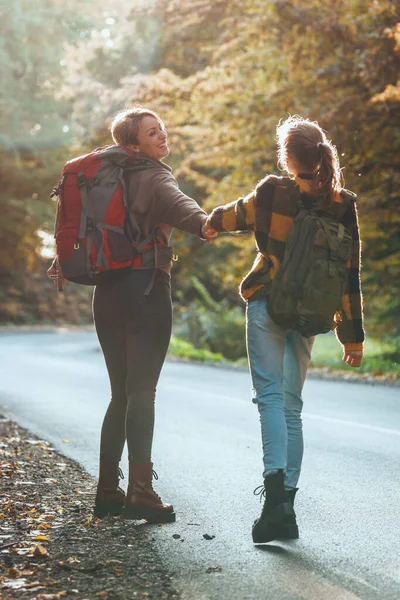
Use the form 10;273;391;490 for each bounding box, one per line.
123;460;175;523
93;461;125;518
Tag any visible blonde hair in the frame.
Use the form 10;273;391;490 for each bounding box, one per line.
110;107;161;146
276;116;343;196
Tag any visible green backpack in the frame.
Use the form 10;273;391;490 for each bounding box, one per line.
268;181;353;337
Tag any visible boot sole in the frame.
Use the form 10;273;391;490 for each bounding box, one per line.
252;521;299;544
122;506;176;523
93;503;124;518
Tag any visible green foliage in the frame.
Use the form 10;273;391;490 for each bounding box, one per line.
121;0;399;346
168;335;225;363
1;0;399;363
0;1;97;150
310;332;400;375
173;276;246;360
0;1;125;324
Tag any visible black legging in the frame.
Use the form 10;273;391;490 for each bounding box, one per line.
93;269;172;463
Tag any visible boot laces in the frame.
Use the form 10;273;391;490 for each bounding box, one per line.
118;467;124;480
253;484;266;502
150;470;162;501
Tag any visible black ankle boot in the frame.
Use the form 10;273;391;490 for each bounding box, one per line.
286;488;298;506
252;470;298;543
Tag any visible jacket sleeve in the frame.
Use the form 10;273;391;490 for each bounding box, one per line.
207;192;256;232
335;198;365;352
152;172;208;237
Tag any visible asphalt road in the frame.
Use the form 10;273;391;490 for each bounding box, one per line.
1;328;399;600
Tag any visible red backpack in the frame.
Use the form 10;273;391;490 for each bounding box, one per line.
52;146;157;285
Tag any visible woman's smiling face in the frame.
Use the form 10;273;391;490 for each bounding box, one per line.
131;115;170;161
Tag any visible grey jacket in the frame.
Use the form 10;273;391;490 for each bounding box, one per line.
126;154;207;273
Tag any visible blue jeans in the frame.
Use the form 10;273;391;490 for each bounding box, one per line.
246;298;314;490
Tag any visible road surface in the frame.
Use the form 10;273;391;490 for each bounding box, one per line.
1;328;399;600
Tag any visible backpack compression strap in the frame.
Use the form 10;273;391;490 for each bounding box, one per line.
77;171;129;276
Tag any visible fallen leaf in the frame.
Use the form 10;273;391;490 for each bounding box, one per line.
66;556;80;564
83;515;92;526
206;566;222;573
37;592;67;599
61;440;70;443
26;580;59;588
33;535;50;541
8;567;20;578
31;545;49;557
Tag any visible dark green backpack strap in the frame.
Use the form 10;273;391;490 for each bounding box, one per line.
336;189;355;217
281;177;304;211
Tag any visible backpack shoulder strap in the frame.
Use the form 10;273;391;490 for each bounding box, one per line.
280;177;304;210
99;145;134;166
340;188;356;211
329;188;354;221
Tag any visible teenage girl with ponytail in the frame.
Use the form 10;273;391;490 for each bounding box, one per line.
204;116;364;543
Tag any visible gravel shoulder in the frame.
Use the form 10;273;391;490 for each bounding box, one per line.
0;415;179;600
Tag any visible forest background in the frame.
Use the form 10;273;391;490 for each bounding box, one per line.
1;0;399;371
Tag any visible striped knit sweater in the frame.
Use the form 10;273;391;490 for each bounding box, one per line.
207;175;364;352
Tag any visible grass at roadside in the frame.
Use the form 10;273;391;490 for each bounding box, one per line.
168;333;399;379
168;336;226;364
310;333;400;375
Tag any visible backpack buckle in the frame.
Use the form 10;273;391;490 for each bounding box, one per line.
50;185;60;198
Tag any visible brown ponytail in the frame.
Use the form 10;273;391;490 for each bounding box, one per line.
316;141;342;196
276;116;343;201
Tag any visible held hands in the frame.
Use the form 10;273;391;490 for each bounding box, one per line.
47;257;65;292
202;220;218;243
342;350;363;368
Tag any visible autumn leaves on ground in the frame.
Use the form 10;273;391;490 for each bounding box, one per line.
0;416;178;599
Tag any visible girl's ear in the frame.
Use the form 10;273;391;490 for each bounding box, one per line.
128;144;140;153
